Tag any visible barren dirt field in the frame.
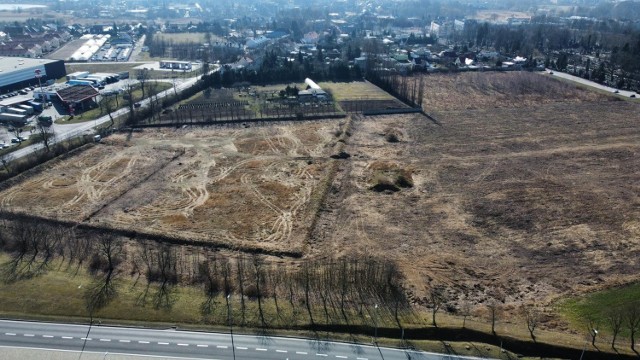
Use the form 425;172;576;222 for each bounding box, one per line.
311;73;640;319
1;73;638;327
0;122;341;255
420;71;608;111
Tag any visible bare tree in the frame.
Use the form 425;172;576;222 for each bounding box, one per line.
0;151;13;174
487;299;501;336
460;297;472;329
426;285;446;327
522;304;541;342
236;255;246;326
136;69;150;99
606;307;624;350
252;255;266;328
85;234;122;314
626;303;640;353
35;121;55;153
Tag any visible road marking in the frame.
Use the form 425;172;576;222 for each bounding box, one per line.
357;358;368;360
157;342;169;345
5;333;16;336
256;348;268;351
138;341;150;344
336;356;348;359
100;339;111;342
23;334;34;337
119;340;130;343
276;350;288;353
216;345;227;349
197;344;208;348
317;354;328;357
237;346;248;350
296;352;308;355
62;336;73;339
81;338;92;341
42;335;54;338
177;343;189;346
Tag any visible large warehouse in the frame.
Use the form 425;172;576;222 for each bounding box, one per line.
0;57;66;94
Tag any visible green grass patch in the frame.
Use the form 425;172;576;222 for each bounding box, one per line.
558;282;640;328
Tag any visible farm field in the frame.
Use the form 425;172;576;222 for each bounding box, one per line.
0;122;342;255
311;72;640;323
1;73;639;352
154;32;224;44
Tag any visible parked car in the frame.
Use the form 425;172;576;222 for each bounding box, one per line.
10;138;20;143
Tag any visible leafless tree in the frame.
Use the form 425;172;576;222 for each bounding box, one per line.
606;307;624;350
198;254;220;316
0;151;13;174
136;69;150;99
35;121;55;153
522;304;541;342
460;297;472;329
84;234;123;314
236;255;246;326
426;285;446;327
252;255;267;328
625;303;640;353
487;299;501;336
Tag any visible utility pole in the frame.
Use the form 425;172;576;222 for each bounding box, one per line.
227;294;236;360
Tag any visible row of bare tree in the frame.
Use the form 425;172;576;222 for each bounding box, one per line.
1;217;639;352
0;217;408;328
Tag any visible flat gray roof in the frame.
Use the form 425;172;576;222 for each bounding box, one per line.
0;57;59;74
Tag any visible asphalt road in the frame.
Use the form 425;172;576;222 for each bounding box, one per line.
0;320;487;360
4;74;201;162
545;69;639;98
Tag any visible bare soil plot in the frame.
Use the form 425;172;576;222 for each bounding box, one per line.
312;75;640;322
420;72;612;112
0;122;341;255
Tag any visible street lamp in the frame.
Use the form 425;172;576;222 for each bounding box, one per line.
374;304;379;344
227;294;236;360
579;328;598;360
34;69;44;104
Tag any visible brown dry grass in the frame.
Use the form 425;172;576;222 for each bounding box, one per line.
0;122;340;255
310;73;640;333
420;71;613;112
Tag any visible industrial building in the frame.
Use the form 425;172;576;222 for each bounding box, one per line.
0;57;66;94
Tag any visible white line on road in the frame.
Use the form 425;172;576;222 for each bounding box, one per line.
197;344;208;348
177;343;189;346
5;333;16;336
42;335;54;338
138;340;150;344
276;349;288;353
317;354;328;357
62;336;73;339
157;342;169;345
81;338;92;341
256;348;268;351
216;345;227;349
119;340;130;343
23;334;34;337
357;358;368;360
100;339;111;342
296;351;308;355
237;346;248;350
336;356;348;359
